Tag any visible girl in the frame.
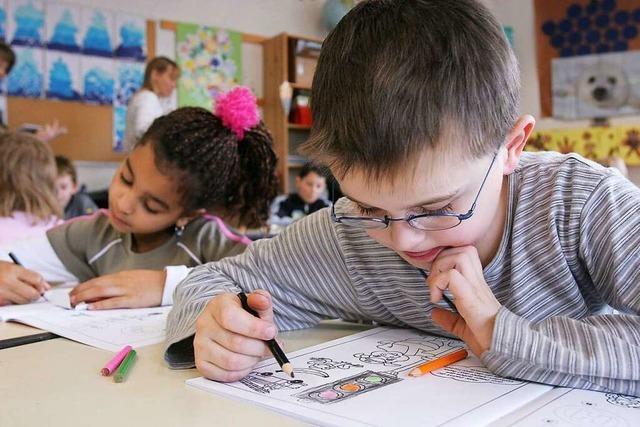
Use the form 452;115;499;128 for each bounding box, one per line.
0;87;278;308
122;56;180;152
0;132;62;245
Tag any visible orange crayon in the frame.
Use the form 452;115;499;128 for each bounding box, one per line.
408;348;468;377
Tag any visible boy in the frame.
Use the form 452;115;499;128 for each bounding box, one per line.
55;155;98;219
164;0;640;396
270;162;330;228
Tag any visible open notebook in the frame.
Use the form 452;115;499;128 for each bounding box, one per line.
187;327;639;427
0;287;169;351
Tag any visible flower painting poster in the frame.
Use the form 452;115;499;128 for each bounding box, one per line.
176;22;242;110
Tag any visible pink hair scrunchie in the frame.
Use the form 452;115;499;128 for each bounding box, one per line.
214;86;261;140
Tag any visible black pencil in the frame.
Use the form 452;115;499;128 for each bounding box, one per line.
419;269;457;311
8;252;21;265
237;292;294;377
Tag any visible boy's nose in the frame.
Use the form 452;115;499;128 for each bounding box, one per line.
387;220;429;251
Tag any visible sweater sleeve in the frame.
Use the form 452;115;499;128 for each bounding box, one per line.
482;173;640;397
164;209;368;368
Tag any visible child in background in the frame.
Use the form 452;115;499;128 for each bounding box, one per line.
269;162;329;229
55;155;99;219
0;87;278;309
164;0;640;397
0;132;62;246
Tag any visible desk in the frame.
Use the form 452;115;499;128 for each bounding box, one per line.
0;320;372;427
0;322;45;340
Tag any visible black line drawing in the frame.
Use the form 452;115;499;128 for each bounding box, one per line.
279;357;364;378
295;370;401;405
605;393;640;409
239;371;307;395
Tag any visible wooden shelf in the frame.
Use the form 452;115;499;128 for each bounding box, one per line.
290;82;312;91
288;123;312;130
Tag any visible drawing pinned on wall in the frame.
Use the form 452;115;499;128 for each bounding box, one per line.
113;60;143;152
45;51;80;101
552;50;640;119
175;22;242;109
8;0;44;47
81;56;113;105
81;8;113;57
0;1;7;41
114;13;145;61
46;3;80;53
7;45;42;97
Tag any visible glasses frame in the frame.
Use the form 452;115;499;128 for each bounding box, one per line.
331;153;498;231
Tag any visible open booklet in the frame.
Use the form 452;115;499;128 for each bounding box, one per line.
0;287;170;351
187;327;640;427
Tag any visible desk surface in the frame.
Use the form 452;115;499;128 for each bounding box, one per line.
0;322;45;340
0;320;372;427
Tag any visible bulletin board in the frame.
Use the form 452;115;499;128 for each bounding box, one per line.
5;20;156;162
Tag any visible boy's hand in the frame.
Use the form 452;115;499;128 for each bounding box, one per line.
69;270;166;309
194;290;276;382
426;246;501;357
0;261;50;305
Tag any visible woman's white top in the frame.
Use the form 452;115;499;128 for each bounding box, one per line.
123;89;165;152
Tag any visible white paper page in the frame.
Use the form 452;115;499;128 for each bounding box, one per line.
496;387;640;427
0;302;169;351
187;327;553;427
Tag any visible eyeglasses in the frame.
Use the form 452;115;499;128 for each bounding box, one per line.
331;153;498;231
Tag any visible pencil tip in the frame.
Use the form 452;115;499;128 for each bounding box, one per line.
282;363;294;378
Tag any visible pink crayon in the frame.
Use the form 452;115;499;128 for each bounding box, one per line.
100;345;133;376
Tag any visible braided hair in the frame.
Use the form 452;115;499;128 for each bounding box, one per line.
137;107;278;229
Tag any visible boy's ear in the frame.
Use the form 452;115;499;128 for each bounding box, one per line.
502;115;536;175
175;208;206;228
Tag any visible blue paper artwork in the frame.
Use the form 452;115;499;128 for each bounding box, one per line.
7;46;42;97
45;52;81;101
542;1;640;57
115;60;143;107
81;8;114;57
46;3;81;53
113;104;126;152
8;0;44;47
81;56;113;105
0;1;8;41
114;14;146;61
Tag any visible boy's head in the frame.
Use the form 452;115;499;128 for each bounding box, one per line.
301;0;535;269
55;155;78;209
302;0;521;179
295;163;326;204
0;42;16;79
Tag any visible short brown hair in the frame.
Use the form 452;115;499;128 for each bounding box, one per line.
301;0;520;180
0;132;61;220
0;42;16;73
143;56;180;90
55;155;77;184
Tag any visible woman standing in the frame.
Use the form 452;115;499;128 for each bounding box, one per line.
123;56;180;151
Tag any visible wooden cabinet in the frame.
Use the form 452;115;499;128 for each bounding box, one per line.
263;33;322;193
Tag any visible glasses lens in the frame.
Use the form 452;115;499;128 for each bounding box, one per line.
409;215;461;231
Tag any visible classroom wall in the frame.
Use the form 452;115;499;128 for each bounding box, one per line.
487;0;640;186
62;0;328;190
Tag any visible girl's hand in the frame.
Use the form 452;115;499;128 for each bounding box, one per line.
35;119;68;143
69;270;166;309
426;246;502;357
194;290;276;382
0;261;50;305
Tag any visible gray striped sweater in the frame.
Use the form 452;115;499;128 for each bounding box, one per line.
165;152;640;397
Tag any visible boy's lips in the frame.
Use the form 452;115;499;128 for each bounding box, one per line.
403;247;446;262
